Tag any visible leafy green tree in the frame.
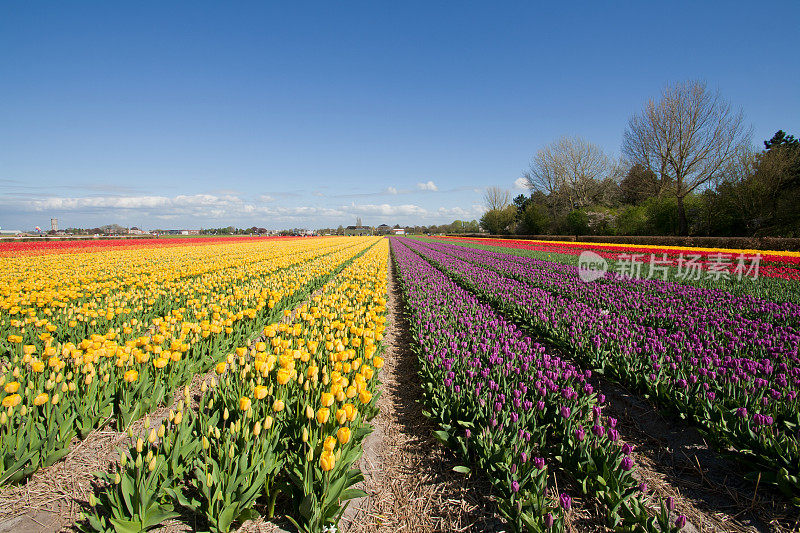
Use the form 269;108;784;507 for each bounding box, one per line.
564;210;589;235
480;206;517;234
517;203;549;234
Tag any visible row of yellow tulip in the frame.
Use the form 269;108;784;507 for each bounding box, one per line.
0;237;380;486
83;239;389;533
0;238;360;353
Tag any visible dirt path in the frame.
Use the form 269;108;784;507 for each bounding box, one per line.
597;380;799;533
0;377;203;533
340;248;504;533
0;287;333;533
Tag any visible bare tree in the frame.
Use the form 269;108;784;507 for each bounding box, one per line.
483;186;512;210
622;80;750;235
523;136;616;210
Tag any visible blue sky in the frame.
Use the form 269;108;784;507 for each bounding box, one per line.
1;2;798;230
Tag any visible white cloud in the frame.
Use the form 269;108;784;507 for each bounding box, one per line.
514;177;530;190
386;186;398;195
417;180;438;191
29;194;248;211
3;190;490;229
31;196;171;210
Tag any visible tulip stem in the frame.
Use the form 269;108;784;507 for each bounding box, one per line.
268;486;279;518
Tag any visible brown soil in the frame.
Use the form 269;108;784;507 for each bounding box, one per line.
339;249;504;533
597;380;800;533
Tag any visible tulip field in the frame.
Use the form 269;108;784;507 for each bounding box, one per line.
1;234;799;532
391;236;800;530
1;236;387;532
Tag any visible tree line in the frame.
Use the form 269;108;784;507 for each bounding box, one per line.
481;80;799;237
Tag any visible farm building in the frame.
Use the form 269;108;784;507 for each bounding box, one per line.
344;225;373;236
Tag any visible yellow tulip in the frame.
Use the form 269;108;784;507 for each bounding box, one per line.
2;394;21;408
239;396;252;412
277;368;291;385
337;426;351;445
320;391;334;407
34;392;49;406
319;450;335;472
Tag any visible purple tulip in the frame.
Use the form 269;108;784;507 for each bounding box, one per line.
621;456;633;471
559;493;572;510
622;443;632;455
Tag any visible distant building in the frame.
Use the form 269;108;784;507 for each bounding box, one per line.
128;226;144;235
0;229;22;235
344;225;373;236
375;224;392;235
392;228;406;235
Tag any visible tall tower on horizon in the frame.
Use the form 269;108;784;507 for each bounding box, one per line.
356;217;362;227
51;218;58;232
